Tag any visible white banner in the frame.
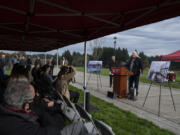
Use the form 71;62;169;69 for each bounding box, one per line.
88;61;102;73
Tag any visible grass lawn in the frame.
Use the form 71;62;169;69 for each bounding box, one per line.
75;67;180;89
5;70;11;75
69;85;174;135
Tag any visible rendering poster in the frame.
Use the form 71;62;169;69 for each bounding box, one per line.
88;61;103;73
147;61;171;83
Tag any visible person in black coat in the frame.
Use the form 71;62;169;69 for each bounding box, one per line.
26;57;32;71
126;51;143;96
32;63;41;83
35;56;42;67
37;64;55;98
109;56;117;88
19;56;26;66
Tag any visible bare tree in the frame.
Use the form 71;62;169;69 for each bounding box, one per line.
89;38;104;60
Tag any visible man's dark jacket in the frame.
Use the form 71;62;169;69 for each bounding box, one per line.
35;59;42;67
0;105;61;135
32;67;41;83
126;57;143;76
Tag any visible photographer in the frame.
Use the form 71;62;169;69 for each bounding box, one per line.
55;66;80;103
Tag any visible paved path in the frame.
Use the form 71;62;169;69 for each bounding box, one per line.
72;71;180;135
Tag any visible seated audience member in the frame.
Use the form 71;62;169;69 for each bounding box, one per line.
41;64;54;85
36;64;56;98
55;66;80;103
0;64;30;103
0;80;90;135
29;86;66;129
32;63;41;83
10;63;31;81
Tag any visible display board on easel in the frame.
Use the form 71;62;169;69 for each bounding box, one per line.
87;61;103;89
88;61;102;73
147;61;171;83
143;61;176;116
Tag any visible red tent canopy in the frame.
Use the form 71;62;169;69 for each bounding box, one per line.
0;0;180;52
160;50;180;61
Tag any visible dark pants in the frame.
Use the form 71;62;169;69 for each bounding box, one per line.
26;65;31;71
0;68;5;81
129;75;140;95
69;90;80;103
109;75;113;88
49;66;54;76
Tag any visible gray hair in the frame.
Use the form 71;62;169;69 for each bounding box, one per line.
4;80;34;109
132;51;139;57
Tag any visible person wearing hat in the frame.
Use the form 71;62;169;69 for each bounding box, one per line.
11;53;19;65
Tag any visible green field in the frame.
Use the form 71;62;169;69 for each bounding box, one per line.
69;85;174;135
5;70;11;75
75;67;180;89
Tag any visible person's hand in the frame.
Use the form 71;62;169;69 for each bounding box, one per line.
47;101;54;107
140;73;143;77
36;92;40;97
43;98;50;102
43;98;54;107
121;61;126;66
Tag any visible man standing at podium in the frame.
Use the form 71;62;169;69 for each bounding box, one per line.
109;56;117;88
126;51;143;96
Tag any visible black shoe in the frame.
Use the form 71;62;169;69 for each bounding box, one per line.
133;97;137;101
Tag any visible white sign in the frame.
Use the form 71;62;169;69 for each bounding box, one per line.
88;61;102;73
147;61;171;83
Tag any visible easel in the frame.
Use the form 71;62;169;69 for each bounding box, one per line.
86;71;102;90
142;81;176;117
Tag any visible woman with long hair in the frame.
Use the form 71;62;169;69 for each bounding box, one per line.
55;66;79;103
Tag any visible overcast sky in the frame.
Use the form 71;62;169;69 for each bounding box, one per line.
47;16;180;57
4;16;180;56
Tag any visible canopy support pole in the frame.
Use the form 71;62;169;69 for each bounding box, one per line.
57;49;59;74
83;40;90;112
45;52;47;64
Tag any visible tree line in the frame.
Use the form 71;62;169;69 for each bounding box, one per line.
1;48;180;70
61;47;180;70
61;47;160;68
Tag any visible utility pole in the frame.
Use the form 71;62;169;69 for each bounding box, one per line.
113;36;117;50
